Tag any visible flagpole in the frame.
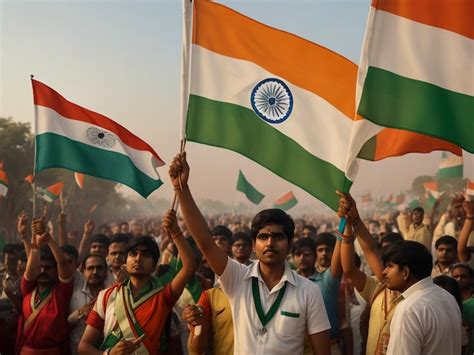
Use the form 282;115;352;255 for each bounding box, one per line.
172;0;193;212
31;74;38;218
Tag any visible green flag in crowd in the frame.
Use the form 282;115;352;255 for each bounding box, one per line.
236;170;265;204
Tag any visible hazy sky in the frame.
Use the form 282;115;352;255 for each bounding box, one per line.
0;0;443;212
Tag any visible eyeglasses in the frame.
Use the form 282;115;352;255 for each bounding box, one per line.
256;232;287;241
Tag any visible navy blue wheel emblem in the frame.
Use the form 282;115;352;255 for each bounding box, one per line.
250;78;293;124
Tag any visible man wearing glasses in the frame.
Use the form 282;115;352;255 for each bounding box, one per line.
169;152;331;355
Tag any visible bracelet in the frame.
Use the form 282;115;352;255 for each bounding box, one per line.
341;237;355;244
336;232;344;242
467;216;474;220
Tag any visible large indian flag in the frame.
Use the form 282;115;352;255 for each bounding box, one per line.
357;0;473;168
32;79;164;198
183;0;368;211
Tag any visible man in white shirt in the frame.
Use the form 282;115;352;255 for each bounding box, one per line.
384;240;462;355
169;152;331;355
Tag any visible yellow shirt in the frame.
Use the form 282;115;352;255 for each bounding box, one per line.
404;223;432;251
359;276;401;355
191;287;234;355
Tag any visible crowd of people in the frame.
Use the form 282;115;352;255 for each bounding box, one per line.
0;153;473;354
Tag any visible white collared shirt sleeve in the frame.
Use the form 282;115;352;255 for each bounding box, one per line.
306;281;331;335
218;257;247;298
386;307;423;355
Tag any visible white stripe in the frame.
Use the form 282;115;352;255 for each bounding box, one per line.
191;45;357;173
463;150;474;181
439;154;463;169
366;10;474;96
0;184;7;197
36;106;160;180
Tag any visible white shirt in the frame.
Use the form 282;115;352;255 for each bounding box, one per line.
219;257;330;355
387;277;462;355
69;273;95;354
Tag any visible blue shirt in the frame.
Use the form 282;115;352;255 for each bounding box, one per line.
308;269;341;339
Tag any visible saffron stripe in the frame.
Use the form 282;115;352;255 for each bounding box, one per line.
192;0;357;118
373;0;474;39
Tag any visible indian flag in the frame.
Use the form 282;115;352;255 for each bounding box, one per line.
274;191;298;211
437;152;463;179
32;79;164;198
40;182;63;203
357;0;474;165
236;170;265;205
0;169;8;198
183;0;366;211
423;181;443;209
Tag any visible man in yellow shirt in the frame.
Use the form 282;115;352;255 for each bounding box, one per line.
398;207;433;251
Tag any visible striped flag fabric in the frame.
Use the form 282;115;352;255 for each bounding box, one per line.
74;172;85;189
467;180;474;199
274;191;298;211
236;170;265;205
183;0;359;211
437;152;463;179
423;181;443;209
0;166;8;198
40;182;64;203
32;79;165;198
24;175;34;184
357;128;462;161
357;0;473;166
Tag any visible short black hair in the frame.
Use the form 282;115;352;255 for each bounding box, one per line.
383;241;432;281
211;225;232;242
3;243;19;255
433;275;462;307
302;225;318;234
60;245;79;260
380;233;404;246
250;209;295;240
110;233;132;245
293;238;316;255
435;235;457;250
231;232;252;246
126;236;160;266
81;252;107;271
40;245;57;266
90;234;111;247
452;263;474;278
314;233;336;250
18;250;27;262
412;207;424;214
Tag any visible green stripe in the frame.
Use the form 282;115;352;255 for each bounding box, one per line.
274;197;298;211
358;67;474;153
236;170;265;204
43;190;59;201
436;165;463;179
357;135;377;161
35;133;162;198
186;95;351;211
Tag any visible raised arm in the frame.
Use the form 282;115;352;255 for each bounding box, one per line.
337;192;367;291
78;219;95;261
17;211;31;256
337;191;385;281
169;152;228;276
24;219;50;281
458;200;474;262
58;211;67;247
330;239;342;279
162;209;197;297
